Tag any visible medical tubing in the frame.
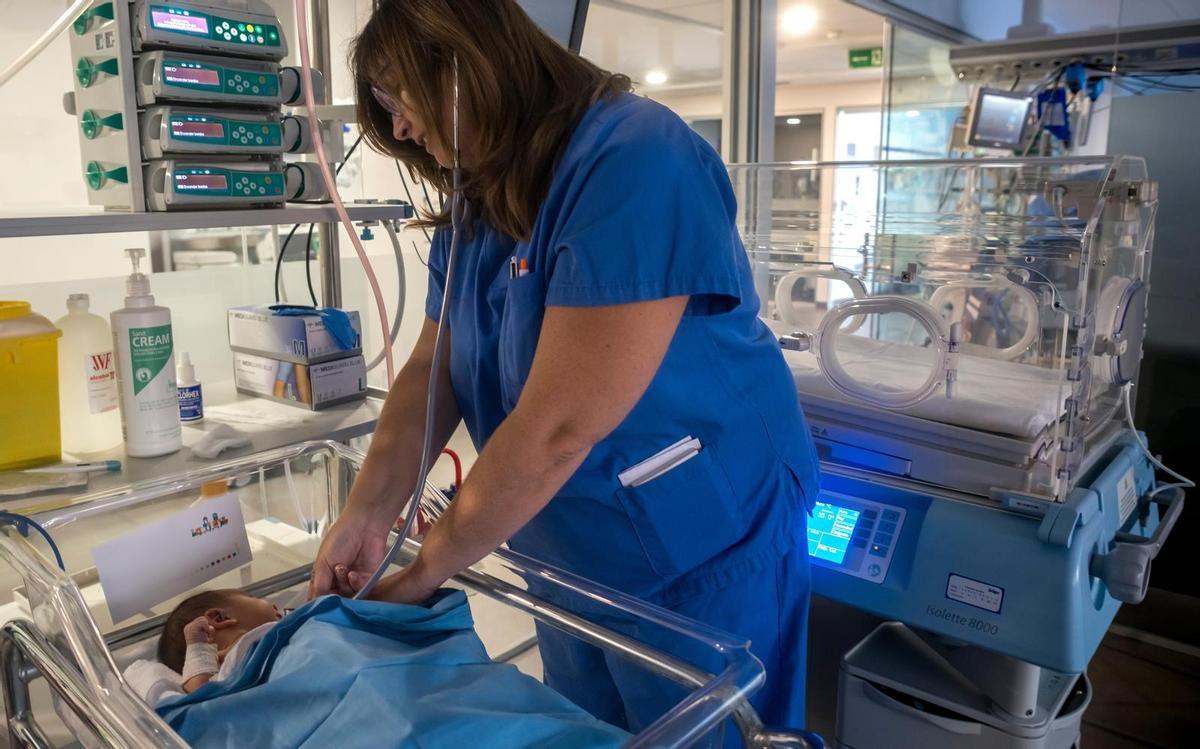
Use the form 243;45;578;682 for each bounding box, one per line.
365;220;407;373
0;512;65;570
274;134;364;305
442;448;463;490
302;223;318;306
1122;386;1194;488
354;57;464;600
293;0;395;385
0;0;90;87
355;174;463;600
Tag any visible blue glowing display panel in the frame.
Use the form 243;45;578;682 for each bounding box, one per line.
808;501;861;565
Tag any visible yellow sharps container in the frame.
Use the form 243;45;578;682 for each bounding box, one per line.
0;302;63;470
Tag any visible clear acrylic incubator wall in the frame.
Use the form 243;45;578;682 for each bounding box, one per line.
728;157;1157;504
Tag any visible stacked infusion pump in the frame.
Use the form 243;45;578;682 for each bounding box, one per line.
66;0;334;211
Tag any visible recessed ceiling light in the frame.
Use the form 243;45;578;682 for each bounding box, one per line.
782;6;818;36
786;117;802;125
645;70;669;86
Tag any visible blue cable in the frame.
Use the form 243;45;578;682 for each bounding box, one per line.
0;512;65;570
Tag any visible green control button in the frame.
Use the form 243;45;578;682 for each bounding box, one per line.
75;57;119;88
80;110;124;140
73;3;114;35
85;161;129;190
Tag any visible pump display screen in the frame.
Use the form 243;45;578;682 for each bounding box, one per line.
969;88;1033;149
151;9;210;35
176;173;228;191
171;119;225;139
807;501;861;565
164;65;220;87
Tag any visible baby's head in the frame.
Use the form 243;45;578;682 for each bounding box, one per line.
157;589;282;672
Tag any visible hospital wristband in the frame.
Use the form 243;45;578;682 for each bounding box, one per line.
181;642;219;682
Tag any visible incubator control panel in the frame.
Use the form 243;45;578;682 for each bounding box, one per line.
807;492;906;584
135;2;287;61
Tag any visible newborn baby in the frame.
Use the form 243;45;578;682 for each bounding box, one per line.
157;589;284;692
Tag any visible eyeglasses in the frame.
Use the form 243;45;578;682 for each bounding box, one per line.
370;85;406;118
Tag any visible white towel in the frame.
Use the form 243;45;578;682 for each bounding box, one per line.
770;322;1068;439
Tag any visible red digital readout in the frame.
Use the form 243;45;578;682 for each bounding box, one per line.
164;66;220;87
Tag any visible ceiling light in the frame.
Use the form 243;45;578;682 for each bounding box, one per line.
786;117;802;125
645;70;669;86
782;6;818;36
905;110;921;118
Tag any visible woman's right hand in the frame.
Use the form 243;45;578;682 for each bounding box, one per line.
308;506;393;599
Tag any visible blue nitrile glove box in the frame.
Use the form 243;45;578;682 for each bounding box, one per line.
227;306;362;365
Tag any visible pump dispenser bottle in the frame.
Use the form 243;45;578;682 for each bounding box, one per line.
111;249;182;457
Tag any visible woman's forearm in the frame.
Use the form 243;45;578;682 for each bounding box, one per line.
400;298;688;593
349;320;462;523
404;404;592;589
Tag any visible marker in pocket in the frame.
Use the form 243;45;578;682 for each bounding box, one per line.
518;258;530;277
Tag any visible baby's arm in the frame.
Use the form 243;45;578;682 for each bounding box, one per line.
181;616;218;693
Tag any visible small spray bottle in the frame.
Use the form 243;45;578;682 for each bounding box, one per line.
176;352;204;423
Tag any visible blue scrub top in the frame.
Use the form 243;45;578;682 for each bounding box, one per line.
426;92;819;606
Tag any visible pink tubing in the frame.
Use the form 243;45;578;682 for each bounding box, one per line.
293;0;396;385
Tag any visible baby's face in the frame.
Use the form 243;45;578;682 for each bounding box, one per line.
225;592;283;632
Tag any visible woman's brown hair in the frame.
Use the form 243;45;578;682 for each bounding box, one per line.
351;0;631;241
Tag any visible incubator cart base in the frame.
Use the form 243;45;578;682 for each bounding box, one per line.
836;623;1088;749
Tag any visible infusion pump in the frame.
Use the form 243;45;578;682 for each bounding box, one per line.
66;0;332;211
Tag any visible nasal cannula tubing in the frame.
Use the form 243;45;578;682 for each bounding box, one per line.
354;54;465;599
293;0;396;386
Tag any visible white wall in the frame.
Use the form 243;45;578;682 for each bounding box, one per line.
0;1;436;395
0;1;146;283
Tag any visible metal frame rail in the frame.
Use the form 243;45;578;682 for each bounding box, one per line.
0;521;823;748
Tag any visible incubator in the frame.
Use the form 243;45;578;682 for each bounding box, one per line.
731;156;1155;505
731;157;1176;749
0;442;819;748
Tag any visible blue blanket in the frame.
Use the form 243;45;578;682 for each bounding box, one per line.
157;591;629;748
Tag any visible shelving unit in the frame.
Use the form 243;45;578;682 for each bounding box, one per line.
4;382;384;515
0;202;412;239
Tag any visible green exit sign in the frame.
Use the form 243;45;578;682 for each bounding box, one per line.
849;47;883;69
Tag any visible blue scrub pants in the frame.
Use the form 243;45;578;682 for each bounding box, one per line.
537;548;811;746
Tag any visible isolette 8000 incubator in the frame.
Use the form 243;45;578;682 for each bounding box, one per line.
730;156;1181;749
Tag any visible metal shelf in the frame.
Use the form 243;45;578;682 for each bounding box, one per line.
0;202;413;239
5;382;384;515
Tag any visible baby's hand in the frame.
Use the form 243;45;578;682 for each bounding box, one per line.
183;616;215;645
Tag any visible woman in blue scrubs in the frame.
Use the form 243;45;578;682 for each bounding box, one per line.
310;0;821;735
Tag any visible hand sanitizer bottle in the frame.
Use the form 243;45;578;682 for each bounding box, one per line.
110;248;182;457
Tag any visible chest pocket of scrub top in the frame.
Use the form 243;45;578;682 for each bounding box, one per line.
615;443;743;578
498;271;546;411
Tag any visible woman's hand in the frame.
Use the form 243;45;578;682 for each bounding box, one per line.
308;507;392;599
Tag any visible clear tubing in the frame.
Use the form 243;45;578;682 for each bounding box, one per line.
293;0;396;385
365;220;407;373
1123;386;1194;488
355;56;464;600
0;0;90;87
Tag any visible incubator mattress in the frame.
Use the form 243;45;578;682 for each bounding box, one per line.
778;333;1068;440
